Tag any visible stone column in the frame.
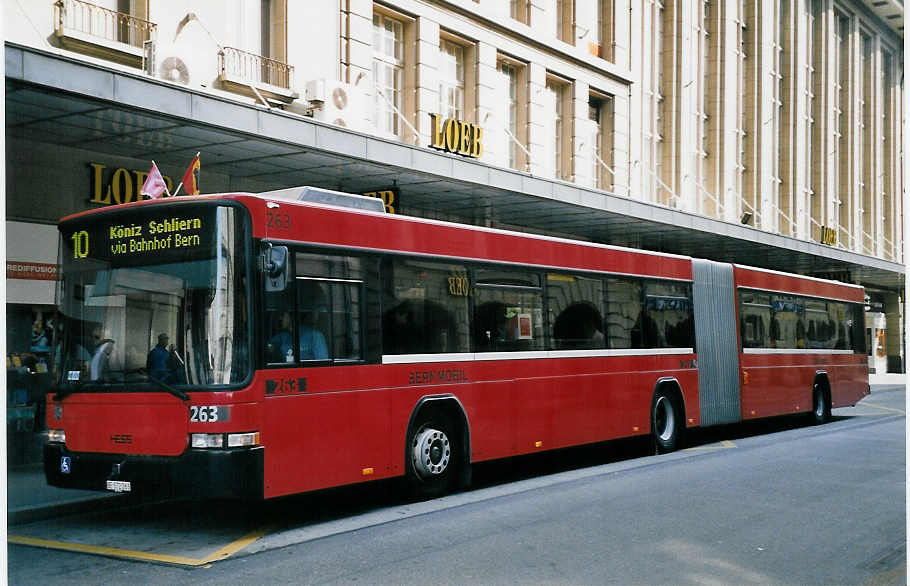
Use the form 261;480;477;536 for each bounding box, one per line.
571;79;591;187
413;16;439;146
526;62;547;175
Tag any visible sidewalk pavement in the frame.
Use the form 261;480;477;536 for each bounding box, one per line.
7;375;905;526
869;373;906;386
7;462;130;526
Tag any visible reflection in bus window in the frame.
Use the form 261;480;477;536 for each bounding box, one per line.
381;259;470;355
606;278;642;348
474;270;543;352
295;253;365;362
739;289;866;353
644;281;693;348
740;290;771;348
58;206;249;386
805;298;838;349
770;294;805;349
548;274;604;349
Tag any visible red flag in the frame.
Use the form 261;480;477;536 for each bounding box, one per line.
180;153;200;196
140;161;168;199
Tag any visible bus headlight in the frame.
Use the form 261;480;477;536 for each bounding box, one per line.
47;429;66;443
191;432;260;449
191;433;223;448
227;432;260;447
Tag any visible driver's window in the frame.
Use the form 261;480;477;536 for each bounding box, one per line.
265;287;295;365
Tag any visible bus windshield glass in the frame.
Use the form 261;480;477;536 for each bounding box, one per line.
57;203;250;390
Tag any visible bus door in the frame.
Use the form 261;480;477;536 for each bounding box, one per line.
692;259;741;426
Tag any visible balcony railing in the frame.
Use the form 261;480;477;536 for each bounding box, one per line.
55;0;156;50
219;47;294;91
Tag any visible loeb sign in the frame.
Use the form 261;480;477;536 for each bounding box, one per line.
428;113;483;158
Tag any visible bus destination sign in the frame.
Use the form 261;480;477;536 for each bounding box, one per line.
106;216;204;256
64;205;217;265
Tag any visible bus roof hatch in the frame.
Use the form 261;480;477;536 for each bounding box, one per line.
256;186;386;213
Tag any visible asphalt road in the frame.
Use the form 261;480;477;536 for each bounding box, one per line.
7;385;906;585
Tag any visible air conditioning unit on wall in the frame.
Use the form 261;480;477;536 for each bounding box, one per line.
305;79;369;132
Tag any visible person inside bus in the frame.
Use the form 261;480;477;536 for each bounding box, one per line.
89;338;115;381
298;281;330;360
146;333;179;383
267;310;328;362
298;308;329;360
267;312;295;362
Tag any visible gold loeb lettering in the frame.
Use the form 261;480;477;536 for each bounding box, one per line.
89;163;174;206
447;275;469;297
428;114;483;159
819;226;837;246
430;113;445;149
362;190;397;214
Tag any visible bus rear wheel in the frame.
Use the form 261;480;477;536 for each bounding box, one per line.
405;413;457;500
811;385;831;425
651;390;682;454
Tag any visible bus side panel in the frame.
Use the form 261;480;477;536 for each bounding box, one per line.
261;391;396;498
739;352;868;419
828;354;869;408
260;355;698;499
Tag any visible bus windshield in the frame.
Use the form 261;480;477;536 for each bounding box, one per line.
56;203;250;390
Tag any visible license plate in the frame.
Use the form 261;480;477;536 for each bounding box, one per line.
106;480;131;493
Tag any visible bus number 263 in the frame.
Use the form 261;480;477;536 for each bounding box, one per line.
189;405;230;422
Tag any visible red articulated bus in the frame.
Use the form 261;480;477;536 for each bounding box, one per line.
45;187;869;500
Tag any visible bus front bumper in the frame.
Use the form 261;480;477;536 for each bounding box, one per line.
44;443;264;500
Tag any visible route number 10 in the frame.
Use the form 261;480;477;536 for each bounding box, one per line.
71;230;90;259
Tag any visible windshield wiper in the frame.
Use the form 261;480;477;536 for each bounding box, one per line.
53;377;189;402
147;376;190;401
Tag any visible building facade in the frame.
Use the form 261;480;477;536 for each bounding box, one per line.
3;0;904;458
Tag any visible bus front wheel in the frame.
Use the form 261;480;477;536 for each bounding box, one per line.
405;412;457;500
651;390;682;454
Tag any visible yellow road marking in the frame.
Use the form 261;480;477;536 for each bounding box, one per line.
198;525;274;564
9;524;274;567
684;439;737;452
7;535;204;566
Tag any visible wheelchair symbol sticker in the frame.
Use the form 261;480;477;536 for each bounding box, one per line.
60;456;71;474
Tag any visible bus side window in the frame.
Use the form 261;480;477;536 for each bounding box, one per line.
643;281;693;349
296;280;331;360
381;258;470;355
295;252;369;363
473;269;543;352
740;290;771;348
547;273;605;350
606;278;643;349
264;254;296;364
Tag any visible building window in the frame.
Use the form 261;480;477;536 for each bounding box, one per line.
860;31;874;255
53;0;157;69
544;77;570;180
591;0;615;60
882;49;898;260
496;58;527;171
835;11;850;248
589;93;613;191
511;0;530;24
439;39;465;120
218;0;293;97
372;12;405;138
556;0;574;44
261;0;287;63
